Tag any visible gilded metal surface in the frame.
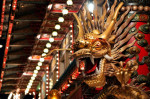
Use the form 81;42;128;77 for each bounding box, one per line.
137;39;148;47
135;33;145;41
139;24;149;34
128;46;140;55
98;84;150;99
145;45;150;52
127;14;150;22
129;27;137;34
73;0;136;86
73;0;150;98
47;89;61;99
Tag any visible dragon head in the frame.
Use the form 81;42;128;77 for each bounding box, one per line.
72;0;124;88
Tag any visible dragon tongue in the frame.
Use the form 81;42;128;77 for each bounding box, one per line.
90;56;95;64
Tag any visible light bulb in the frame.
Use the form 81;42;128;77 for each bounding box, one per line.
55;24;61;30
39;58;44;62
33;73;37;77
25;90;29;94
47;4;52;9
42;53;46;57
34;70;38;73
67;84;70;87
50;82;53;86
28;56;32;60
29;82;32;86
36;66;40;70
52;31;58;36
33;92;35;95
38;62;42;66
88;3;94;13
27;85;31;88
62;9;68;15
43;48;49;53
46;43;51;48
0;45;3;48
58;17;64;22
67;0;73;5
31;76;35;80
26;88;29;91
37;34;41;39
30;80;33;83
49;37;54;42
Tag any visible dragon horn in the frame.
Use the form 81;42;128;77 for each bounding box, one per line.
93;0;98;29
73;13;84;40
100;2;124;40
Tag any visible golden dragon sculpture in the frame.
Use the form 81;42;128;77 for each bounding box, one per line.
72;0;150;98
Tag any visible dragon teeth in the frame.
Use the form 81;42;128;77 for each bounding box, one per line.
90;56;94;64
76;58;79;67
95;67;100;74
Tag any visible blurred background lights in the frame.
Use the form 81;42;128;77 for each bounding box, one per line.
42;53;46;57
38;62;42;66
55;24;61;30
88;2;94;13
46;43;51;48
34;70;38;73
0;45;3;48
58;17;64;22
52;31;58;36
39;58;44;62
67;0;73;5
36;66;40;70
43;48;49;53
62;9;68;15
49;37;54;42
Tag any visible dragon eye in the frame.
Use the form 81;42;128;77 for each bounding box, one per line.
93;41;102;50
96;42;101;46
94;41;101;46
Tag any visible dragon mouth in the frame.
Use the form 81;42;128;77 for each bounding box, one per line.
76;54;102;76
76;56;106;88
73;49;113;76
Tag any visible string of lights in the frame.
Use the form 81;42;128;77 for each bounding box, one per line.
25;0;73;95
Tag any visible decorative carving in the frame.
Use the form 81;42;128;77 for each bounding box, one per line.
129;27;137;33
135;33;145;41
72;0;149;98
139;24;149;34
98;81;150;99
137;39;148;47
127;14;150;22
145;45;150;52
128;46;140;55
122;0;150;6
